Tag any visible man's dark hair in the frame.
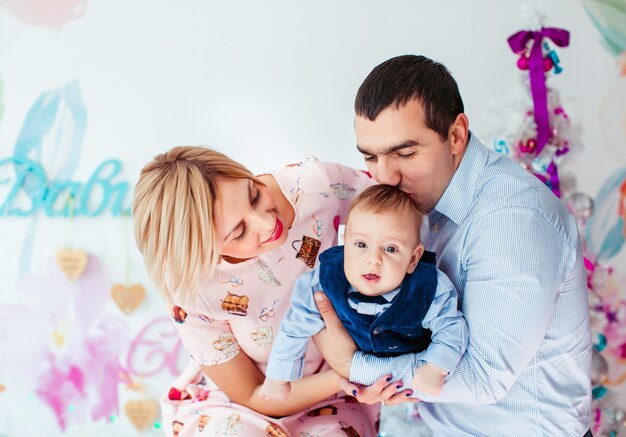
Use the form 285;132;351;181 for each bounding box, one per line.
355;55;464;141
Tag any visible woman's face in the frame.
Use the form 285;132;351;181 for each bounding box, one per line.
214;177;289;260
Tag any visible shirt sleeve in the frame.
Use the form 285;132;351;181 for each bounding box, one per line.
265;268;326;381
418;270;468;374
350;206;577;403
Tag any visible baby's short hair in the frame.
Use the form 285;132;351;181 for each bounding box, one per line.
347;184;423;233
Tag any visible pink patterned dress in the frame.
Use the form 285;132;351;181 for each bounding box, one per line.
161;158;379;437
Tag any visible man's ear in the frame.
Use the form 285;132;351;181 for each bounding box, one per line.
449;113;469;156
406;243;424;274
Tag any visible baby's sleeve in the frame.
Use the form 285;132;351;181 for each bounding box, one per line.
419;270;468;374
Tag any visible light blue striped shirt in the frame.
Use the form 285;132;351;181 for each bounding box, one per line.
350;134;592;436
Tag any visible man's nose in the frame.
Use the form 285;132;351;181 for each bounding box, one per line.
375;160;401;186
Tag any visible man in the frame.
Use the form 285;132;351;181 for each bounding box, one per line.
313;55;592;436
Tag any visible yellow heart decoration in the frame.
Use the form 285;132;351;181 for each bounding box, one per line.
111;284;146;315
55;248;88;281
124;399;158;431
52;331;65;347
0;384;5;394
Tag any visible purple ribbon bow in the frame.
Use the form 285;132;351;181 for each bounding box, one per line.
507;27;570;156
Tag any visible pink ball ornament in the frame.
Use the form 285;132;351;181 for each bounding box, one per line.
517;55;529;70
520;138;537;154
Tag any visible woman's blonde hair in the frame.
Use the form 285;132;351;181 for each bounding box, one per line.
132;146;261;303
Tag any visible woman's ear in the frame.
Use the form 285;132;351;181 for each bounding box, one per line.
406;243;424;274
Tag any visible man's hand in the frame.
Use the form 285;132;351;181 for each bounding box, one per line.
312;291;357;378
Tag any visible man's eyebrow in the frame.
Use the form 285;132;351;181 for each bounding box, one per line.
356;140;419;156
223;181;252;242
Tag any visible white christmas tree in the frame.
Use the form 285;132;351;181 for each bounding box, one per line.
489;15;626;436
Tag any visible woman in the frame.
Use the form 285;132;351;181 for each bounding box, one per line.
133;146;395;436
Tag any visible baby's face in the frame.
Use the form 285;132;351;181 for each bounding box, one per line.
343;207;423;296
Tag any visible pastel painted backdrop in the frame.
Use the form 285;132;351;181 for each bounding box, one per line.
0;1;625;436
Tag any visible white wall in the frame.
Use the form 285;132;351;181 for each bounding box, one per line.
0;1;624;436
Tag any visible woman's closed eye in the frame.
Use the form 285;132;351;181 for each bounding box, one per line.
251;185;261;205
233;185;262;241
234;224;248;241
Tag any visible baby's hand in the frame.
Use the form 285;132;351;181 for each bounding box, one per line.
259;377;291;400
411;363;448;396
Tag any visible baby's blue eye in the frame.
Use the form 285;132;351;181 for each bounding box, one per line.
385;246;398;254
355;241;367;248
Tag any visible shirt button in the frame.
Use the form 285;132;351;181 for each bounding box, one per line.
432;223;440;233
373;327;382;335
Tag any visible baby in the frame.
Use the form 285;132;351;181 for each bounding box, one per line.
261;184;467;400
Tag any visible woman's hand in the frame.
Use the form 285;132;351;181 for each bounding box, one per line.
312;291;357;377
339;375;419;406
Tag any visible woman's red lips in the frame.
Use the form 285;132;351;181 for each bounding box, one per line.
263;218;283;243
363;273;380;281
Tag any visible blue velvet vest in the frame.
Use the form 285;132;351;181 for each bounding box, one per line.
318;246;437;357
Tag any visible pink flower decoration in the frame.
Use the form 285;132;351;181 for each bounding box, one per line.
0;254;129;431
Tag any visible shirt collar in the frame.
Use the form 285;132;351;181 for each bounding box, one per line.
348;286;400;302
432;132;489;226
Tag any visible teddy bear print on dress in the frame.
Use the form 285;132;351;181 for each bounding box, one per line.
250;327;273;347
220;292;249;316
255;258;283;286
215;413;243;435
212;333;240;360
